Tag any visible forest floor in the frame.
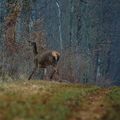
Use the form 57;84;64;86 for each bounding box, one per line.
0;80;119;120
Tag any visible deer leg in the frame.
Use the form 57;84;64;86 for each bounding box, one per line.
28;67;37;80
44;68;47;76
43;68;47;79
50;67;57;80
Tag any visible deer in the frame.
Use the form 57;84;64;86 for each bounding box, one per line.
28;41;61;80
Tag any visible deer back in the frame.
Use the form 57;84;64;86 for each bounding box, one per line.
36;50;60;68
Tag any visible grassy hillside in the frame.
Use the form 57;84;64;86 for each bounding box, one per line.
0;81;119;120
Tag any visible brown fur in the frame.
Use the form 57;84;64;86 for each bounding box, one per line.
28;41;60;80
